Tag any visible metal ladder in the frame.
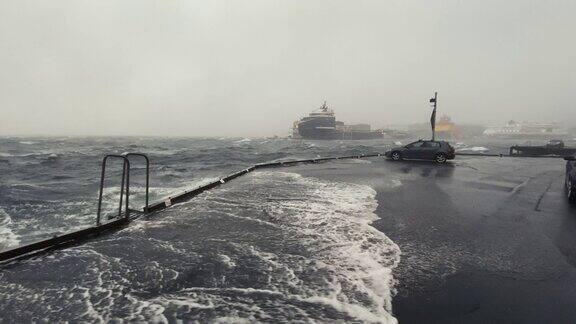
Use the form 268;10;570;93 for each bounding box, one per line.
96;153;150;226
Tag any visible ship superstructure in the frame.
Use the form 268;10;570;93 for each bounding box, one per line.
435;115;459;139
483;121;568;139
293;101;383;140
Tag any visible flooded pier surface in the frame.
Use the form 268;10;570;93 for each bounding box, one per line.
1;138;575;322
292;156;576;323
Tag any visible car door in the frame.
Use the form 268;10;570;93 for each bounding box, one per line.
421;141;441;159
404;141;424;159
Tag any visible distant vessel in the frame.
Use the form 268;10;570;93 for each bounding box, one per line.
510;140;576;156
293;101;383;140
483;120;568;139
382;129;411;139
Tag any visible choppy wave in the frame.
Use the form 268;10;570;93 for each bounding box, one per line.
0;171;400;323
132;172;402;322
457;146;490;152
98;178;221;218
249;172;401;322
0;208;19;251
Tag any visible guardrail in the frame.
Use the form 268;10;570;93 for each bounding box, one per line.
147;153;383;213
1;152;151;264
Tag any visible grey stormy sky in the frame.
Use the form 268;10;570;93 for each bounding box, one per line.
1;0;575;137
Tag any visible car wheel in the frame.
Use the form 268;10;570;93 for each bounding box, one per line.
435;153;447;163
391;151;402;161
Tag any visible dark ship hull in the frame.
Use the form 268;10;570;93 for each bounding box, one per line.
509;140;576;156
297;128;383;140
295;102;383;140
510;146;576;156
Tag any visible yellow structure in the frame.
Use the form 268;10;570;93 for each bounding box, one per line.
435;115;459;139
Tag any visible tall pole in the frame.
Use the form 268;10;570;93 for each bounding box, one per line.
430;91;438;141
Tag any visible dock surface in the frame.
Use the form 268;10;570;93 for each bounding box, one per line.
292;156;576;323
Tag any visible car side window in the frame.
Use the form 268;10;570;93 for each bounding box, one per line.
407;141;424;148
423;142;440;148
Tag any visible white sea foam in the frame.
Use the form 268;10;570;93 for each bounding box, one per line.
0;208;19;250
159;172;401;322
98;177;218;211
254;172;401;323
343;158;372;164
457;146;489;152
217;254;237;269
1;172;400;323
120;172;399;322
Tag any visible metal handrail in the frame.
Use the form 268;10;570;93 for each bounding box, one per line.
96;155;130;226
124;153;150;212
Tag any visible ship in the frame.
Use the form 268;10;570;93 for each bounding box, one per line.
483;120;568;139
509;140;576;156
293;101;383;140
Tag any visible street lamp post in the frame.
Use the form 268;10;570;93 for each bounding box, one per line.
430;92;438;141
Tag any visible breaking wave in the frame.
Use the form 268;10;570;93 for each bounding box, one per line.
0;208;19;251
0;172;400;323
457;146;490;152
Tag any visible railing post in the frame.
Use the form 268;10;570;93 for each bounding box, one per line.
96;155;131;226
125;158;130;219
96;156;107;226
118;160;126;219
124;153;150;213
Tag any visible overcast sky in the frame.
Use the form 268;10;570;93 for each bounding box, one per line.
1;0;575;136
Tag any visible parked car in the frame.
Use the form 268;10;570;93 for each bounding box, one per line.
565;156;576;203
385;140;455;163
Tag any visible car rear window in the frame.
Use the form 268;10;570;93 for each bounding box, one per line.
423;142;441;148
407;142;424;148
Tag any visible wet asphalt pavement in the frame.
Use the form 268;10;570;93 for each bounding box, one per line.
293;156;576;324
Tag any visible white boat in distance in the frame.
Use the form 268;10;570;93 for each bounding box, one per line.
483;120;568;139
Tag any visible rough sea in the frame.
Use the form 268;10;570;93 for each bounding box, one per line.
0;136;569;322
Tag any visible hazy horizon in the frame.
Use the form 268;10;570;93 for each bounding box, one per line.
1;0;575;137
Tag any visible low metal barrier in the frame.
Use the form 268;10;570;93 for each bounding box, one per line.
96;154;130;226
1;152;151;264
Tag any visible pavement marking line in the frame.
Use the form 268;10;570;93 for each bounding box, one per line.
534;181;554;212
